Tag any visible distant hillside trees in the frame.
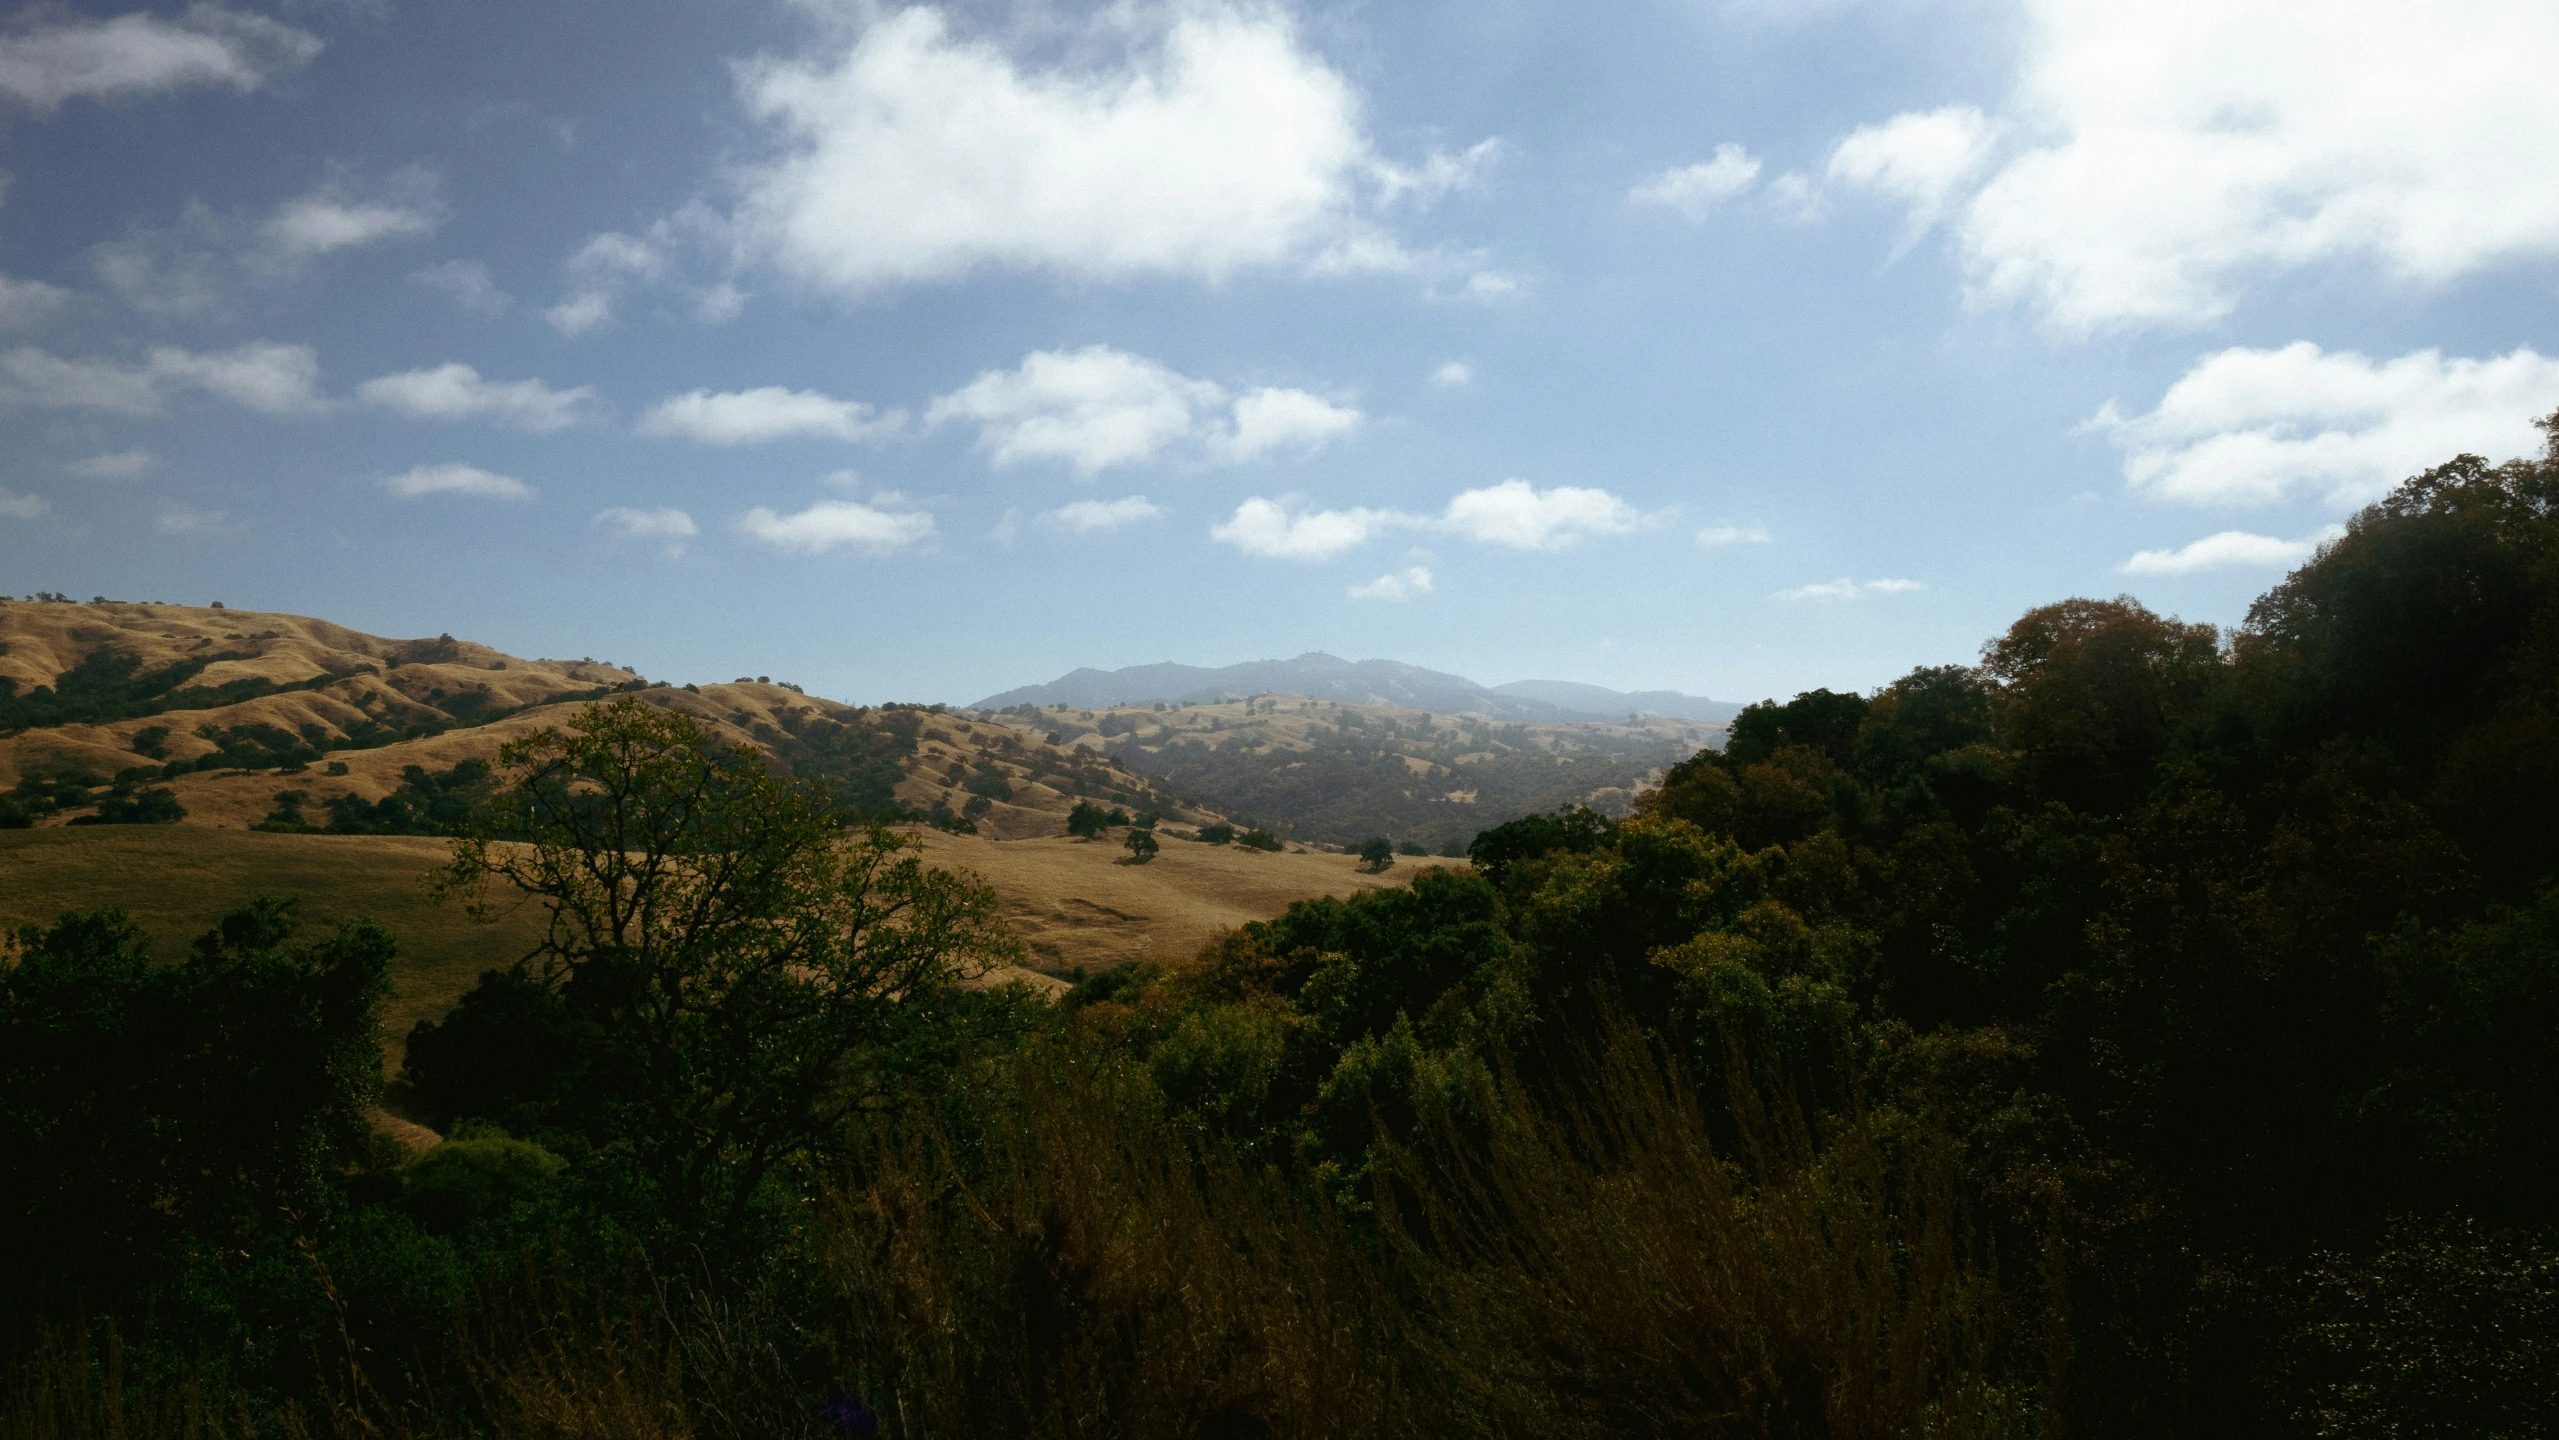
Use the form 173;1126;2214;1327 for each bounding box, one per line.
1067;800;1127;838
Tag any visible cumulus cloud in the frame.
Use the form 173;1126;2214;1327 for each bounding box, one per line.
1045;495;1165;533
1210;496;1415;561
0;341;320;414
737;496;936;554
263;179;438;260
1697;522;1772;546
0;4;321;114
1775;577;1925;601
1213;480;1648;561
143;341;323;413
408;259;510;316
1629;143;1762;219
358;363;594;432
383;463;534;502
1440;479;1639;550
1218;386;1363;462
637;385;899;445
0;486;49;519
724;3;1486;293
2122;526;2342;576
927;345;1356;474
1825;105;1996;243
0;273;71;329
2092;343;2559;507
1430;360;1473;389
68;448;152;479
1348;565;1432;602
595;505;698;557
1826;0;2559;329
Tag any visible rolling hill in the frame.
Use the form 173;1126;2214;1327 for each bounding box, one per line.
981;694;1722;849
0;597;1190;839
972;651;1741;721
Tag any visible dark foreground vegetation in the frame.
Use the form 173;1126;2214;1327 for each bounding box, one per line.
7;436;2559;1437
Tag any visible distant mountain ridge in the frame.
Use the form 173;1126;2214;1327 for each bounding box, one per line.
969;653;1741;723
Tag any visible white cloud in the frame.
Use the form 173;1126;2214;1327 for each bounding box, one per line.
0;5;321;114
1440;479;1639;550
1765;172;1825;224
637;385;899;445
383;463;534;502
2122;526;2342;576
930;346;1217;473
0;273;71;329
2093;343;2559;508
156;503;234;535
595;505;698;558
1829;0;2559;329
358;363;594;432
263;181;438;260
737;496;936;555
1697;522;1772;547
1212;480;1647;562
0;486;49;519
0;341;321;414
725;3;1485;293
68;448;152;479
92;172;437;318
927;345;1357;474
1430;360;1473;389
1825;106;1996;242
1045;495;1165;534
1775;577;1925;601
0;347;159;412
1218;386;1362;462
145;341;322;413
545;230;668;335
1348;565;1432;602
1211;496;1416;561
1630;143;1762;219
408;259;510;316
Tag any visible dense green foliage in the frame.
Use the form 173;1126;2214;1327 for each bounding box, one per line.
0;899;391;1315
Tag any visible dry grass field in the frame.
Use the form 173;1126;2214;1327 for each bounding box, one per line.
0;822;1460;1041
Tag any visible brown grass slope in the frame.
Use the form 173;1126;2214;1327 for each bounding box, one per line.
0;600;1191;838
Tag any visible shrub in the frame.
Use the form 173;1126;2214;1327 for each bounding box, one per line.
1196;823;1235;845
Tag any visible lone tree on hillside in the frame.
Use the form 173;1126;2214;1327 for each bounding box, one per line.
1123;828;1159;864
1067;800;1113;838
1357;837;1395;872
428;696;1018;1231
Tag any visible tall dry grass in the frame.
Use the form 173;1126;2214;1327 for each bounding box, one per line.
6;1026;2042;1440
814;1024;2040;1440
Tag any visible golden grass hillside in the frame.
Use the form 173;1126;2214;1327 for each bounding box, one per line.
0;599;1191;838
0;824;1461;1059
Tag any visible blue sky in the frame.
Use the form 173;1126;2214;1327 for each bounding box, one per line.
3;0;2555;705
